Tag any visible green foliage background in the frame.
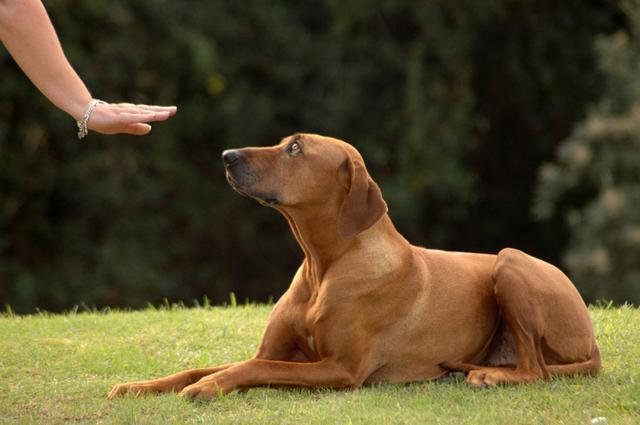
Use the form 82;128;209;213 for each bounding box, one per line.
535;1;640;305
0;0;633;312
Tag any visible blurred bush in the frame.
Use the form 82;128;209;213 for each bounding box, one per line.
0;0;626;312
535;1;640;305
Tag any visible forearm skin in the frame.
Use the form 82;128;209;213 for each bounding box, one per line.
0;0;92;120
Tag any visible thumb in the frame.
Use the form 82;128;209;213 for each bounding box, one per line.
125;123;152;136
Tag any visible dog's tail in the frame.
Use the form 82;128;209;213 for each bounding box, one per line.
440;343;601;378
547;344;601;377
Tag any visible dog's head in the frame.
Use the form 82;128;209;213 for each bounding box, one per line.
222;134;387;239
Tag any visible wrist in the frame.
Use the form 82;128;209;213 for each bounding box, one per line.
76;99;106;139
66;95;94;122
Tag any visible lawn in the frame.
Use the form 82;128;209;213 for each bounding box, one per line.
0;304;638;424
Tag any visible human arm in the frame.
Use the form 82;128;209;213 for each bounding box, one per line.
0;0;176;136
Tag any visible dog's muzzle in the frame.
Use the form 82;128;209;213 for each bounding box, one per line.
222;149;245;192
222;149;241;167
222;149;279;206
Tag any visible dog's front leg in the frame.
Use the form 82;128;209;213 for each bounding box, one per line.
180;358;360;400
107;363;239;399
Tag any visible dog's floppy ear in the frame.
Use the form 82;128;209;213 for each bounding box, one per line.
338;154;388;239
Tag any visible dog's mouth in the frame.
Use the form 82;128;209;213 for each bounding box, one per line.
226;172;279;206
225;173;247;196
257;197;279;206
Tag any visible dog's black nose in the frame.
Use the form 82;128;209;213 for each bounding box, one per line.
222;150;241;166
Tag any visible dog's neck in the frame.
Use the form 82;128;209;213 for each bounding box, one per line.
278;206;342;284
278;207;409;288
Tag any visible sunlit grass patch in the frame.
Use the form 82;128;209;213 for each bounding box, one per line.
0;305;638;424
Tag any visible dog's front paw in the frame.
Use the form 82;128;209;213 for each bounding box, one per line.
180;381;222;401
107;381;155;400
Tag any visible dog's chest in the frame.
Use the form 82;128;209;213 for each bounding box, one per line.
278;284;320;358
290;309;320;360
306;335;316;352
288;289;331;358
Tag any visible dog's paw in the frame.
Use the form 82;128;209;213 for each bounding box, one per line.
107;382;154;400
180;381;223;401
466;370;490;387
465;368;542;387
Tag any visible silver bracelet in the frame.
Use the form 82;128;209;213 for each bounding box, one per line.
77;99;106;140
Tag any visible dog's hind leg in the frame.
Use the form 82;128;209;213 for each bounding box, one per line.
450;248;599;387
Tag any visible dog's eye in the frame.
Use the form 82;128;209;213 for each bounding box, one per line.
287;141;302;156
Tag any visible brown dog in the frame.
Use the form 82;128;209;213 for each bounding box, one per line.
108;133;600;400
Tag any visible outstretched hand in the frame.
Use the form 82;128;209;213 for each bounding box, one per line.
87;102;177;136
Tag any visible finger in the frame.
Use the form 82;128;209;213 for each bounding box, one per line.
138;111;172;122
146;111;172;122
120;111;171;123
114;103;177;115
130;106;176;118
133;105;178;115
150;105;177;116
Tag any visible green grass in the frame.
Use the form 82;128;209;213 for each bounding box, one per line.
1;305;638;424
